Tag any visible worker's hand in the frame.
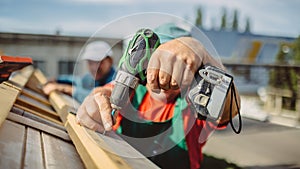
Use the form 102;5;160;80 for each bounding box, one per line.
147;37;201;92
147;37;224;92
43;82;73;95
76;87;114;133
43;82;58;95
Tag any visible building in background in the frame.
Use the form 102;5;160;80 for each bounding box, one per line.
0;30;296;94
0;33;123;78
200;29;296;94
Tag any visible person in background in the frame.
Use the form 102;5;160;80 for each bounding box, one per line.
43;41;115;103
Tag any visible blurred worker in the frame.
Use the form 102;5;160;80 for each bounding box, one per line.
76;24;241;169
43;41;115;103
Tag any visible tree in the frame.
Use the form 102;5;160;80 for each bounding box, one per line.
195;7;203;27
269;38;300;110
220;8;227;30
245;17;251;33
293;35;300;64
232;9;239;31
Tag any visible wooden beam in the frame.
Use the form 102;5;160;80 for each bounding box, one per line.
8;65;34;88
7;112;70;142
65;114;159;169
15;94;61;121
0;83;20;126
13;103;63;126
11;106;66;131
0;120;25;169
26;68;48;94
22;87;51;106
49;91;79;124
24;128;44;169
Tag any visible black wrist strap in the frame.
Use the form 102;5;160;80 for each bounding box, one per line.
229;83;242;134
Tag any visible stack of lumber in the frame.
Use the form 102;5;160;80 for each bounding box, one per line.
0;63;159;169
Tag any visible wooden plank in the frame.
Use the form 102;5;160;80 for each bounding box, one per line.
13;103;63;126
9;65;34;88
22;110;65;131
0;83;20;126
7;112;70;142
11;106;25;116
22;87;51;106
24;127;44;169
11;106;65;131
49;91;79;124
42;132;85;169
16;94;58;119
26;68;48;94
0;120;25;169
65;114;159;169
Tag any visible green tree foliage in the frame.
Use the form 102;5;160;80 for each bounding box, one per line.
269;37;300;109
245;17;251;33
232;9;239;31
195;7;203;27
293;36;300;64
221;8;227;30
269;43;296;90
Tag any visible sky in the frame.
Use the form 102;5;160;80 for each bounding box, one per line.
0;0;299;38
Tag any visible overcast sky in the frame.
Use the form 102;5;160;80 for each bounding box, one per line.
0;0;299;38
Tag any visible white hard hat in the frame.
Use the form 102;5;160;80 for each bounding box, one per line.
81;41;113;61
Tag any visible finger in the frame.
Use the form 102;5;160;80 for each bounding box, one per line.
147;68;160;92
182;64;195;87
76;112;105;132
150;49;174;91
148;48;161;70
158;54;173;90
170;60;185;89
158;70;171;90
84;94;102;123
76;105;105;132
92;86;112;97
94;93;113;131
147;51;160;92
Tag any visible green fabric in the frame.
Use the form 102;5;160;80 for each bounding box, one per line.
154;22;191;44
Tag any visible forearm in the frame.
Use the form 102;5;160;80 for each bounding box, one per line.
56;84;73;95
43;82;73;95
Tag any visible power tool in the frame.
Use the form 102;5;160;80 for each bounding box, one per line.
110;28;241;133
188;65;233;121
110;28;160;115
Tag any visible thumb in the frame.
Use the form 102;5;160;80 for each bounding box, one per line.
94;93;113;131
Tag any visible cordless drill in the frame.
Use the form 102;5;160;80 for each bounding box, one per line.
110;28;160;115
